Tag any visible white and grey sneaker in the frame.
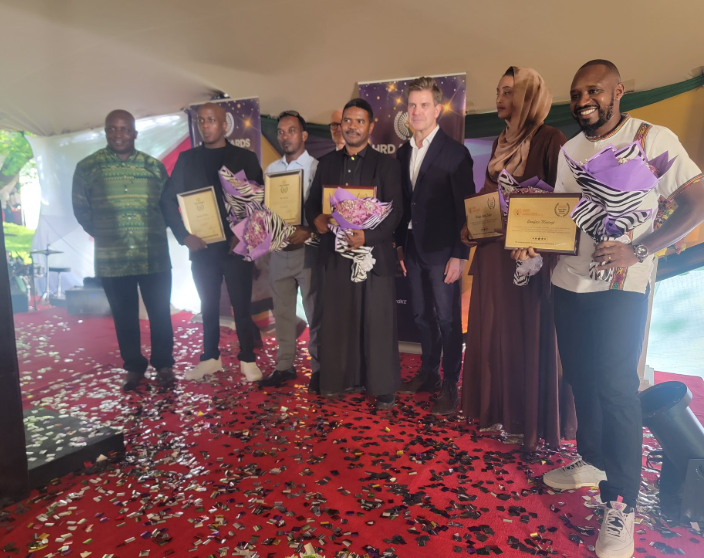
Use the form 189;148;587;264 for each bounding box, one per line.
185;357;223;381
241;361;263;382
596;501;635;558
543;458;607;490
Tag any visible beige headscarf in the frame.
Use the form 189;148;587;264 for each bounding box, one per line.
486;67;553;186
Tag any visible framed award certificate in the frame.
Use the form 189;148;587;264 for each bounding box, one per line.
464;192;503;239
176;186;227;244
322;185;377;214
265;169;304;225
504;193;581;254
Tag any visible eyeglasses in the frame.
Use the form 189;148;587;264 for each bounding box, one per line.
329;122;341;130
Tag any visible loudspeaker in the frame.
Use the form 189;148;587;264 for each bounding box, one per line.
10;292;28;314
65;287;111;316
681;459;704;522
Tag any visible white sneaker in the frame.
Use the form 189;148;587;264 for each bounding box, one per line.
241;361;263;382
543;458;607;490
596;501;635;558
185;357;223;381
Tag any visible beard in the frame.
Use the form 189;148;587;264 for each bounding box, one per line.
574;92;615;136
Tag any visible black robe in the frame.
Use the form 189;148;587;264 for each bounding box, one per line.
305;146;403;396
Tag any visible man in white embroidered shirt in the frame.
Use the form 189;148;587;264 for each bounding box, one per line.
258;111;321;388
514;60;704;558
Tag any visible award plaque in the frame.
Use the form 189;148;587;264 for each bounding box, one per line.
264;169;304;225
176;186;227;244
504;193;581;254
464;192;503;239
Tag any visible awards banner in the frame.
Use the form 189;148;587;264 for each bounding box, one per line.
359;74;468;345
188;97;262;164
358;73;466;154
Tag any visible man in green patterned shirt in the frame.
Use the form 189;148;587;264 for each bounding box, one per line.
72;110;175;392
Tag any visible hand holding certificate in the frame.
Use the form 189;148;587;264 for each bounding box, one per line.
504;193;581;255
177;186;226;244
264;170;304;225
464;192;504;239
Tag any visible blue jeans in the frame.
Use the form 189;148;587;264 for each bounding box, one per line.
405;234;463;384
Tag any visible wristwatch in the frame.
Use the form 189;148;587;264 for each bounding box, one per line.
632;244;649;263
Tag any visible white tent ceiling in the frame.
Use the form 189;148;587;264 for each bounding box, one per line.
1;0;702;136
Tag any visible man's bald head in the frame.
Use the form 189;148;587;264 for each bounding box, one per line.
197;102;227;121
105;109;137;158
197;102;229;148
577;59;621;83
330;108;344;149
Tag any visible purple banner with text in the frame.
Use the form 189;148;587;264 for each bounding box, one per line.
358;73;466;155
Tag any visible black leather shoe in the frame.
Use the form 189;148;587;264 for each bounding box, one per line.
399;370;442;394
156;367;176;387
122;371;144;392
431;382;459;415
259;367;296;388
375;394;396;410
308;371;320;394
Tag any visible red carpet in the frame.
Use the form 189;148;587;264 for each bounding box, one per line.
1;308;702;557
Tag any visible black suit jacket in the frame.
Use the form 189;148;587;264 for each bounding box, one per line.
305;147;403;277
395;127;475;266
160;143;264;245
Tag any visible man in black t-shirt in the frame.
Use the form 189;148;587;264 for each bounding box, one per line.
161;103;264;382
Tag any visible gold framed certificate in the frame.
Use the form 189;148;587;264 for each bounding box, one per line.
176;186;227;244
322;185;377;214
504;193;581;255
464;192;503;239
265;170;303;225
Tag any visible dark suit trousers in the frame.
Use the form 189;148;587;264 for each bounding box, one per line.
191;243;256;363
405;233;463;383
101;270;175;375
554;286;648;508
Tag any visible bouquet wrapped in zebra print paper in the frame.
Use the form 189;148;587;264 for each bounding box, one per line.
563;142;676;282
328;187;393;282
219;167;264;225
498;170;553;286
230;201;296;261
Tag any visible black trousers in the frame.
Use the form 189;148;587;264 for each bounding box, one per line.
405;233;464;384
554;285;649;508
101;270;175;375
191;245;255;363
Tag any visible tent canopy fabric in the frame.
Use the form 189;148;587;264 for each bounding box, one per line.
1;0;703;136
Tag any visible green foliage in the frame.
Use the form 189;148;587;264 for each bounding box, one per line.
0;131;33;184
2;222;34;261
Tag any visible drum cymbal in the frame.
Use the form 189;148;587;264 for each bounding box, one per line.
30;248;63;255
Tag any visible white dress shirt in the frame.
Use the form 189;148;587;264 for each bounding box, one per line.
408;124;441;229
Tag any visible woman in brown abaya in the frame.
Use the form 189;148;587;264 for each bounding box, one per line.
461;67;576;450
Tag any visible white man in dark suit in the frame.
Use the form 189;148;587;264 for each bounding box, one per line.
396;77;475;415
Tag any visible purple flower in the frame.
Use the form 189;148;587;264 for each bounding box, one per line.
563;141;677;282
231;202;295;261
497;171;554;216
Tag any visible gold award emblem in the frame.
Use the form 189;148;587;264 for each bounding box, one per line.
554;202;571;217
